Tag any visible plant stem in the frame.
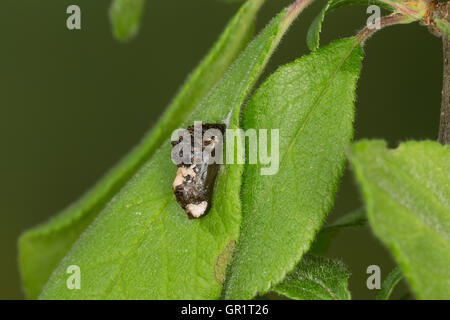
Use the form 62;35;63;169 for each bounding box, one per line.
355;14;413;45
439;35;450;145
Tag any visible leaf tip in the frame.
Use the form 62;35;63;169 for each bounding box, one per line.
109;0;146;42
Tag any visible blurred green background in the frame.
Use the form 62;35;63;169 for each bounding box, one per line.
0;0;442;299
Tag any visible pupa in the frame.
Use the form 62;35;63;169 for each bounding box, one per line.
171;123;225;219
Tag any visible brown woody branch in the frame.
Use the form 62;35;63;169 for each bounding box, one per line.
439;35;450;145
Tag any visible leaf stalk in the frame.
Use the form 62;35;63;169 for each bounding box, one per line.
355;13;413;44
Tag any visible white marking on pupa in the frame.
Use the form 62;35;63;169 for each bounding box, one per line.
186;201;208;219
172;166;196;190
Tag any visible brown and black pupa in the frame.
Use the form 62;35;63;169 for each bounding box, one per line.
171;123;225;219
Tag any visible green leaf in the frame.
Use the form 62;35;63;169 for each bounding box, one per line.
377;266;403;300
39;1;309;299
349;140;450;299
19;0;265;299
306;0;391;51
223;38;363;299
110;0;147;42
273;255;351;300
310;208;366;254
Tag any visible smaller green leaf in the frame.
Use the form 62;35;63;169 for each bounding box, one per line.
306;0;391;51
273;255;351;300
224;37;363;300
377;266;403;300
110;0;146;41
311;209;366;254
349;140;450;299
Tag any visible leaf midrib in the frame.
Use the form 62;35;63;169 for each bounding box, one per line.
279;41;358;169
371;154;450;243
369;179;450;247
